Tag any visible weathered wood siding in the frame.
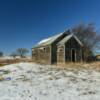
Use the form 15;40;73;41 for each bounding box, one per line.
32;46;51;64
65;48;71;62
57;45;65;63
32;34;84;64
32;48;38;61
51;33;68;64
65;37;82;62
57;37;83;63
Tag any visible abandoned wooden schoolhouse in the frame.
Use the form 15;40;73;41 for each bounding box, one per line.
32;31;84;64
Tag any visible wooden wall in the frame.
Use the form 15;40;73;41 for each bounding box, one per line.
32;46;51;64
51;33;68;64
57;37;83;63
57;45;65;63
32;35;84;64
65;37;82;62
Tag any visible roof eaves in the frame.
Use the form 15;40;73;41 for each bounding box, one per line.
57;34;73;45
33;32;64;48
73;35;83;46
32;44;51;49
57;34;83;46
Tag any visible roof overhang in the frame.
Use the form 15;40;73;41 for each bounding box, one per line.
57;34;83;47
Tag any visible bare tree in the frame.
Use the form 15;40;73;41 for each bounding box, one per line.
0;51;3;57
16;48;29;58
72;23;100;60
10;52;18;58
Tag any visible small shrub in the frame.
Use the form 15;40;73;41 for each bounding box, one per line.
3;70;11;74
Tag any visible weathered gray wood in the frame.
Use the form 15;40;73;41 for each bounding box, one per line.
57;37;83;63
32;33;84;64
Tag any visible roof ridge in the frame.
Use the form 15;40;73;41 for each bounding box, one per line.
58;34;83;46
37;32;64;45
32;30;71;48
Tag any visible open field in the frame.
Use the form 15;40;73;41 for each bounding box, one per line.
0;62;100;100
56;62;100;71
0;58;32;66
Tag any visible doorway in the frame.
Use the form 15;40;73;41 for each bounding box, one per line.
71;49;76;62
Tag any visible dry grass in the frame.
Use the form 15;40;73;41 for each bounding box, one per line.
0;58;100;72
0;58;32;67
54;61;100;71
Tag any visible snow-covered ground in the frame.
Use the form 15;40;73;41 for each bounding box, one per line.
0;63;100;100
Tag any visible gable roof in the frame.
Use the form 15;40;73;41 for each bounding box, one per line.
32;32;68;48
58;34;83;46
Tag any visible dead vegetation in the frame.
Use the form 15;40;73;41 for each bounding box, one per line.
0;57;100;72
0;58;33;67
52;62;100;71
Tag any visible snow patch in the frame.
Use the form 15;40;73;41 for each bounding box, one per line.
0;63;100;100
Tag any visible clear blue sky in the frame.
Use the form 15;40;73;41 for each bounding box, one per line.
0;0;100;55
